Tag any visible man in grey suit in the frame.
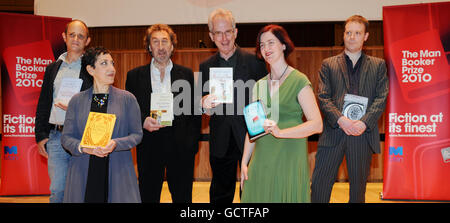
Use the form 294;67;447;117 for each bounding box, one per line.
311;15;389;203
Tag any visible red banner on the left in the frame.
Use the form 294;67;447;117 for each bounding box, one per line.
0;13;71;195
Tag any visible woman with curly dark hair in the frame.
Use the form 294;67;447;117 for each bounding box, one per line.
61;47;143;203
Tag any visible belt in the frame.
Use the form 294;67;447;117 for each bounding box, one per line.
50;124;64;132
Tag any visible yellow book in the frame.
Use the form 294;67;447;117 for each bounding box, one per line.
80;112;116;149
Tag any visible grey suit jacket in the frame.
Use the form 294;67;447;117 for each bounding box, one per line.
317;52;388;153
61;86;143;202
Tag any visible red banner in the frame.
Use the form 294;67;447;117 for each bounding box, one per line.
0;13;71;195
383;2;450;201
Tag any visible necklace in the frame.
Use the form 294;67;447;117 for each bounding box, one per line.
93;94;109;107
270;64;289;81
268;65;289;98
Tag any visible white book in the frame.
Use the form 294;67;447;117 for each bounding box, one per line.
209;67;233;104
342;94;368;120
150;92;174;126
49;77;83;125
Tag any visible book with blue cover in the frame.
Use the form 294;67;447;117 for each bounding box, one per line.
243;100;268;141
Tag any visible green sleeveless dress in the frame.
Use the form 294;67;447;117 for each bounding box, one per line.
241;69;311;203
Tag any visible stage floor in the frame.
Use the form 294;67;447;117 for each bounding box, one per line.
0;182;436;203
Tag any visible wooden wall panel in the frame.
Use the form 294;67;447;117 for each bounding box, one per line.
89;25;214;50
0;0;34;13
288;47;334;92
88;22;383;50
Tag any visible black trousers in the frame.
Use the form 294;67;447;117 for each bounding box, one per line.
209;130;241;203
137;127;195;203
311;135;373;203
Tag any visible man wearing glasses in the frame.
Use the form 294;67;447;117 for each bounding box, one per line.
200;8;267;203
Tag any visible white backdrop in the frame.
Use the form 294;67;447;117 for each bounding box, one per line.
34;0;446;27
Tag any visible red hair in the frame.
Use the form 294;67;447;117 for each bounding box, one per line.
256;24;295;59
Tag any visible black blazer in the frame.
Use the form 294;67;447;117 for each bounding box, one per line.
199;47;267;157
35;59;93;143
125;63;201;154
317;52;389;153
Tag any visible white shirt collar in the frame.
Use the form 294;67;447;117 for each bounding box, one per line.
58;52;82;65
150;58;173;93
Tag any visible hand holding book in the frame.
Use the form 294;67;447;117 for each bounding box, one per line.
339;94;368;136
54;101;68;111
263;119;281;137
143;116;165;132
201;94;219;108
80;139;117;157
209;67;233;104
243;100;268;141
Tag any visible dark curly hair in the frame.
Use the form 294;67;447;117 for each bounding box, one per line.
144;24;177;54
82;46;111;69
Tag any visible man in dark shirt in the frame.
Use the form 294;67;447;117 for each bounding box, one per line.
200;8;267;203
345;54;362;95
126;24;201;203
311;15;389;203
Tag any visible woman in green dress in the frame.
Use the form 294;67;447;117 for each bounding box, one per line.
240;25;323;203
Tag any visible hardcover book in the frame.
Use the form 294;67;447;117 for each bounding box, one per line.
342;94;368;120
150;92;173;126
80;112;116;148
243;100;269;141
49;77;83;125
209;67;233;104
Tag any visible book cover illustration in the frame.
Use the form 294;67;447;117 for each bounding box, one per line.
80;112;116;148
150;93;173;126
243;100;268;140
210;67;233;104
342;94;368;120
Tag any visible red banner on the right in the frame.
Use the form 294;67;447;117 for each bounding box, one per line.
383;2;450;201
